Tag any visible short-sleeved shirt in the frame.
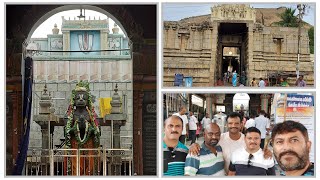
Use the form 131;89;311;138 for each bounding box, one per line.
255;115;270;139
245;118;255;129
259;80;265;87
185;143;225;176
173;112;188;135
189;115;198;130
296;80;306;87
163;141;189;176
229;147;275;175
201;117;212;130
218;132;246;173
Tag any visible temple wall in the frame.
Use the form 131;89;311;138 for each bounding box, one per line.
163;21;314;86
29;82;133;149
33;60;132;83
251;25;313;85
163;23;214;87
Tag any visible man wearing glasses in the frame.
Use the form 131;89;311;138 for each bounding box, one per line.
163;115;189;176
228;127;275;175
184;123;225;176
271;120;314;176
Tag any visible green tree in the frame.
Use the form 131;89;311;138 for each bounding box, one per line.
274;8;299;27
308;27;314;54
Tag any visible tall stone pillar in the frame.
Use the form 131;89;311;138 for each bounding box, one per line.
62;30;70;55
247;22;255;84
104;84;127;175
33;84;57;175
39;123;49;175
133;90;143;175
100;29;108;55
260;94;271;113
205;94;213;119
209;22;218;86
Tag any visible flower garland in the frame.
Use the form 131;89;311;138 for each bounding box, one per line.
64;80;101;175
73;120;89;145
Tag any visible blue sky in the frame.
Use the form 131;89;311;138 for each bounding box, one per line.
163;3;315;26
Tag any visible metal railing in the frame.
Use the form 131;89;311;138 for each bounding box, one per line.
24;148;133;176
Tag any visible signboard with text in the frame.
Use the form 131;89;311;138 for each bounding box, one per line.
275;93;314;163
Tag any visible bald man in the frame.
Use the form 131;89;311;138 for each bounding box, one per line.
185;123;225;176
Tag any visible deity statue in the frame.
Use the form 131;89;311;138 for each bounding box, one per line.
64;80;100;175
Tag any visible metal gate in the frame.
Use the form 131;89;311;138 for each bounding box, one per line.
24;148;133;176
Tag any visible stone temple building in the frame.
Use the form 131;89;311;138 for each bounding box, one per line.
163;4;314;87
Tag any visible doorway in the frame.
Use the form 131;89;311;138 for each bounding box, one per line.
216;22;249;83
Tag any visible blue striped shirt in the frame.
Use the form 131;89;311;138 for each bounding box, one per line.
163;141;188;176
185;143;225;176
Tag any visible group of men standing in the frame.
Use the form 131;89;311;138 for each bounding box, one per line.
163;109;314;176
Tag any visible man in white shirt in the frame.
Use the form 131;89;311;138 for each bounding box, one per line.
228;127;275;175
213;112;227;133
258;78;265;87
188;112;198;145
254;110;270;149
201;113;212;132
245;114;256;129
173;106;189;144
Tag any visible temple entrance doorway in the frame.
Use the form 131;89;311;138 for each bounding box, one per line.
216;22;249;85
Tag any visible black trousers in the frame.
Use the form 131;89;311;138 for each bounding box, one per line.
260;138;265;149
189;130;196;145
179;135;186;144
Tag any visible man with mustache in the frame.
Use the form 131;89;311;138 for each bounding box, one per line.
163;115;189;176
184;123;225;176
271;120;313;176
228;127;275;175
189;112;272;174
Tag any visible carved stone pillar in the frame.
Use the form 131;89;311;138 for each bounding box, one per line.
133;90;143;175
209;22;219;86
62;30;70;56
100;30;108;55
260;94;271;113
33;85;55;175
39;123;49;175
205;94;213;119
247;22;255;84
104;85;128;175
109;121;122;175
